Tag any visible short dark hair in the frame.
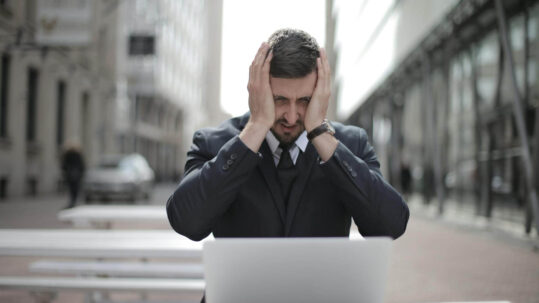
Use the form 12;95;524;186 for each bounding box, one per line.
267;28;320;78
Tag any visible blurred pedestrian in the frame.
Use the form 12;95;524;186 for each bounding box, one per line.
61;142;85;209
401;162;412;198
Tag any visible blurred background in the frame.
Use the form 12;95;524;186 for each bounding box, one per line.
0;0;538;302
1;0;538;238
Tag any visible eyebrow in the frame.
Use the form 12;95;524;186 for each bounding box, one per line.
273;95;312;100
273;95;288;100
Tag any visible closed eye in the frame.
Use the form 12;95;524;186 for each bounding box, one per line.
299;97;311;103
273;95;288;103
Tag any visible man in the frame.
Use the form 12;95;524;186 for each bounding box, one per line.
167;28;408;241
61;142;85;209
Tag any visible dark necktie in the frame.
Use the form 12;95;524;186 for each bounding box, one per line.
277;144;298;206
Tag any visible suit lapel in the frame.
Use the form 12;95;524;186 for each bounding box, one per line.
258;141;286;224
285;143;317;235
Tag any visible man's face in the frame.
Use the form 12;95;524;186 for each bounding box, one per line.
269;71;317;146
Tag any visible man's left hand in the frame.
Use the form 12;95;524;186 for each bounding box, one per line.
304;48;331;132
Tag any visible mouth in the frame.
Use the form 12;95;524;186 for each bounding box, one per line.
280;123;297;133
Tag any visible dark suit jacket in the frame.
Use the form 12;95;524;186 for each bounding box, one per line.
167;113;409;241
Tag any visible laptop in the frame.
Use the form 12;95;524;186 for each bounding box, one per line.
203;237;392;303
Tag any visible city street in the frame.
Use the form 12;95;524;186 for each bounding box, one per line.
2;1;538;302
0;183;538;303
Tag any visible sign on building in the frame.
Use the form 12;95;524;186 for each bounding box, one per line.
36;0;93;46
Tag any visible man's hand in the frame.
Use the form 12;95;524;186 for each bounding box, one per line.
247;42;274;129
304;48;331;132
239;42;274;152
305;48;338;162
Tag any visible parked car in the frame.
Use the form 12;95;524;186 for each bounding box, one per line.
84;153;155;202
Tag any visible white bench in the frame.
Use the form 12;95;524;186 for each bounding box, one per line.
57;205;168;229
0;276;204;303
0;229;208;302
0;229;210;259
30;260;204;279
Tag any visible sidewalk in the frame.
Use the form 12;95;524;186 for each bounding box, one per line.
0;187;538;303
0;192;71;229
386;203;539;303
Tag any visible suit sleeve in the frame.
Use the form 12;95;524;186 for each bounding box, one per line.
166;131;261;241
320;127;409;239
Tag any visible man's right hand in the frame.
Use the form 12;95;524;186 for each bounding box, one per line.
239;42;274;152
247;42;274;129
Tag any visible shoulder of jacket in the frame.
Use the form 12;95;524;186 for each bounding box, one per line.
194;115;245;139
332;121;368;140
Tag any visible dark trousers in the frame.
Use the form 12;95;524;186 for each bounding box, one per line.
66;179;81;208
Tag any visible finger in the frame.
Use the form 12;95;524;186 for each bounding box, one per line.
318;49;331;91
259;50;272;91
253;42;269;67
316;57;325;89
250;43;267;83
319;48;330;78
248;64;254;91
253;42;265;61
261;49;273;76
320;48;330;72
264;46;273;62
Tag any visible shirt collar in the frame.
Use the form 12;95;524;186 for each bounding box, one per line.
265;130;308;154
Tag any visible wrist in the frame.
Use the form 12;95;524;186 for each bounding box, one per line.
239;120;271;153
247;119;271;132
305;119;325;133
307;119;335;141
248;116;274;130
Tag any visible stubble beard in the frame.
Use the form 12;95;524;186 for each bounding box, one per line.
270;118;305;147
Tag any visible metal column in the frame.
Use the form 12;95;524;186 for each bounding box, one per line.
495;0;539;235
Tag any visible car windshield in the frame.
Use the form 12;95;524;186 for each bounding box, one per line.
99;159;120;168
98;156;131;170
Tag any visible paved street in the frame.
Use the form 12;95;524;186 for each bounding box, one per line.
0;183;538;303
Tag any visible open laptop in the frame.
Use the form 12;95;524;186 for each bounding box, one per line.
203;237;392;303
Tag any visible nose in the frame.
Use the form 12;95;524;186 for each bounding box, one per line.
284;102;299;125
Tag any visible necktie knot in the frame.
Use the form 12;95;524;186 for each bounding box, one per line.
278;144;294;169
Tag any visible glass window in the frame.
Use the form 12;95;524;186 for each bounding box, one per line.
528;3;539;107
56;81;66;146
26;68;39;142
0;53;9;138
447;54;478;193
503;14;526;101
476;31;499;109
129;35;156;56
401;84;423;170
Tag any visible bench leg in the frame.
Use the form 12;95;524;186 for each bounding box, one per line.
30;291;56;303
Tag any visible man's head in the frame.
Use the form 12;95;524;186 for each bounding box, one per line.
267;29;320;146
268;28;320;78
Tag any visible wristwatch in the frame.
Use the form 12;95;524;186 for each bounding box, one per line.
307;119;335;141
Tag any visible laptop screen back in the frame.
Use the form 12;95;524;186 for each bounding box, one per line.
203;237;392;303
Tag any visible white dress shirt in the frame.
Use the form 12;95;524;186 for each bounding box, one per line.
265;131;308;166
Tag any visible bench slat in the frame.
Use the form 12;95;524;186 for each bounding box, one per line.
0;229;207;259
30;261;204;279
0;276;205;293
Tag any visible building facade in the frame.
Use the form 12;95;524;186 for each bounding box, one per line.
113;0;225;181
329;0;539;235
0;0;111;197
0;0;224;198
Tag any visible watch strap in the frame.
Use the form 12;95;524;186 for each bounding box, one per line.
307;119;334;141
